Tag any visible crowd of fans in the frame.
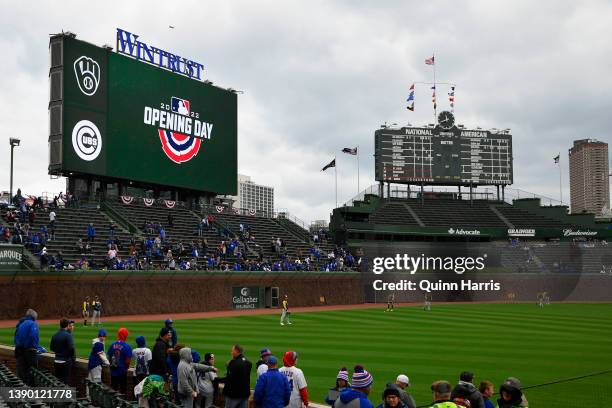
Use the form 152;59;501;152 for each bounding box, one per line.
14;308;529;408
2;188;358;272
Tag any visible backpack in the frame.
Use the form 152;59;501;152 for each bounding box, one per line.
135;353;148;376
110;349;120;369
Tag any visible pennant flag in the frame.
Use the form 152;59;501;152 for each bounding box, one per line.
553;154;560;164
322;158;336;171
342;147;358;155
406;83;415;111
425;56;435;65
432;88;437;109
448;86;455;112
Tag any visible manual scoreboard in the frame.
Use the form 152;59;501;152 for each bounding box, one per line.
375;112;513;185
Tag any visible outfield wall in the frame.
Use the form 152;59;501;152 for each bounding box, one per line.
0;271;362;319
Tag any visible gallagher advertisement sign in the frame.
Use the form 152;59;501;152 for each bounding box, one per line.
49;30;237;195
232;286;261;309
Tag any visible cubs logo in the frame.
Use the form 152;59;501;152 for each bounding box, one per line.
144;97;213;164
72;120;102;161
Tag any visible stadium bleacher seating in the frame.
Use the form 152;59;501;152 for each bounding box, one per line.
369;200;421;226
28;207;134;268
495;205;574;228
406;199;508;228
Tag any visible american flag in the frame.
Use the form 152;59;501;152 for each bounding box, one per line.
342;147;358;155
425;56;435;65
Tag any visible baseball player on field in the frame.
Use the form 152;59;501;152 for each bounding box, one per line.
281;295;292;326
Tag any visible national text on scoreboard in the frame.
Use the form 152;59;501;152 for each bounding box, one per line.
374;125;513;186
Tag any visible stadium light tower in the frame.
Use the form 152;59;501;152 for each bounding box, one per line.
9;137;21;203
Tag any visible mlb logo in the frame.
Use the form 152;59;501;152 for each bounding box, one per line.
171;97;190;116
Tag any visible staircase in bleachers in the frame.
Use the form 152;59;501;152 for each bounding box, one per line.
369;200;421;226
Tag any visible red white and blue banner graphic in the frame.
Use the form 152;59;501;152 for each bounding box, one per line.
248;209;256;216
164;200;176;209
143;198;155;207
158;130;202;164
121;195;134;205
215;205;225;213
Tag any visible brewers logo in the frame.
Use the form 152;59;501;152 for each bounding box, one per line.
143;97;213;164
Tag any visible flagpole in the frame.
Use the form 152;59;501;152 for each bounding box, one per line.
357;145;360;195
335;156;338;208
433;51;437;123
558;152;563;204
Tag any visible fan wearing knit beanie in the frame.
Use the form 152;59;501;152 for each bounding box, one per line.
132;335;152;385
334;365;375;408
279;351;309;408
107;327;132;394
325;367;351;405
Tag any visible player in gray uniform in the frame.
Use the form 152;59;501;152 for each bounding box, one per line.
423;293;432;311
385;293;395;312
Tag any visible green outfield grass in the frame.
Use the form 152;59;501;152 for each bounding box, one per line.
2;303;611;406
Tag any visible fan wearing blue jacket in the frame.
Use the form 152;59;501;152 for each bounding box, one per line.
254;356;291;408
14;309;41;385
334;366;375;408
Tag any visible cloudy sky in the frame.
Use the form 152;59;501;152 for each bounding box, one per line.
1;1;611;223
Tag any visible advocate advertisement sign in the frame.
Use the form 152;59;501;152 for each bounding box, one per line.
232;286;260;309
51;34;237;195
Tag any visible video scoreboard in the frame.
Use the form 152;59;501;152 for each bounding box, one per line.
374;119;513;186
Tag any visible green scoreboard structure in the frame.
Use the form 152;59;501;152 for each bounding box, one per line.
375;117;513;186
48;33;238;200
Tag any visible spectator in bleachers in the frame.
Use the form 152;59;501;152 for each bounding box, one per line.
14;308;40;386
87;223;96;242
55;251;64;271
28;208;36;225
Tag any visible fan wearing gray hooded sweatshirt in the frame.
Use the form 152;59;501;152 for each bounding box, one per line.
177;347;217;408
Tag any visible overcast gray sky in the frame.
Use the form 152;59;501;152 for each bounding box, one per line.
1;1;611;223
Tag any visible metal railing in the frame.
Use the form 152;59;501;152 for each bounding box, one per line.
343;183;568;207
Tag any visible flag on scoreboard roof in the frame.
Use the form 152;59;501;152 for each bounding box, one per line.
425;56;435;65
431;85;437;109
342;147;358;155
321;158;336;171
448;86;455;112
406;83;415;111
553;154;560;164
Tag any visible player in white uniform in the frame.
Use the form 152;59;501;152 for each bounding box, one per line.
279;351;309;408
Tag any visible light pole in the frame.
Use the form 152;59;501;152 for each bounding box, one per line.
9;138;20;203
